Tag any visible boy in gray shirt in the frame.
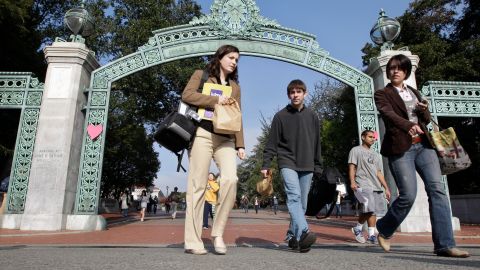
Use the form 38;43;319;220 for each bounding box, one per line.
348;130;391;244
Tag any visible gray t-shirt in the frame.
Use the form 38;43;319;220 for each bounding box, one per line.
348;145;383;191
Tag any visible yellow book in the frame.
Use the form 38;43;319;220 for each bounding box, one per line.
197;83;232;121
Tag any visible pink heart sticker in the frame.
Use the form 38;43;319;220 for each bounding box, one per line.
87;124;103;140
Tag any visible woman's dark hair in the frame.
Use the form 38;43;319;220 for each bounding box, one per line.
386;54;412;80
206;44;240;82
142;190;146;196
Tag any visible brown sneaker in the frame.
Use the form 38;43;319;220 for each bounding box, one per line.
435;248;470;258
378;235;391;252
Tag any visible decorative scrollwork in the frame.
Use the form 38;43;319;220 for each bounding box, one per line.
26;91;43;106
358;97;374;111
92;54;145;89
7;108;40;212
422;81;480;117
323;58;370;90
91;91;107;106
0;91;24;105
0;73;43;213
75;109;106;214
189;0;279;38
434;100;480;115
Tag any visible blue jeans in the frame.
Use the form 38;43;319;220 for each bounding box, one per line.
281;168;313;241
376;142;456;252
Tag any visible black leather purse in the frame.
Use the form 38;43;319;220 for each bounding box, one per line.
153;71;209;172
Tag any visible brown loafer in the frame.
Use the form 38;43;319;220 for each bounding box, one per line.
185;248;207;255
435;248;470;258
378;235;391;252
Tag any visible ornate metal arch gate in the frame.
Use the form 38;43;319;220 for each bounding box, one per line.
0;72;44;213
75;0;378;214
421;81;480;119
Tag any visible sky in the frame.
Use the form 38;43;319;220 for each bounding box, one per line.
153;0;412;195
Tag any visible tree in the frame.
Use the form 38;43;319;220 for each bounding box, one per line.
308;79;358;171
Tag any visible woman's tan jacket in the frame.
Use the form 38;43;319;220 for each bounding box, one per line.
181;70;245;149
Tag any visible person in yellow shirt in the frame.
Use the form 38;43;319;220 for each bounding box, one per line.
203;173;219;229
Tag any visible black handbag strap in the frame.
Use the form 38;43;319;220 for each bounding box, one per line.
175;149;186;172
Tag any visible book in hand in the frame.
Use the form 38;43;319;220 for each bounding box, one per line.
197;83;232;121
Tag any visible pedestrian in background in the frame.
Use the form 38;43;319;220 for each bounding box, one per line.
254;196;259;214
153;195;158;214
348;130;390;244
241;195;249;213
119;191;129;217
374;54;469;257
203;172;219;229
168;187;180;220
273;196;279;215
139;190;148;222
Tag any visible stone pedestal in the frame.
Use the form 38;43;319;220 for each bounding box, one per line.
14;42;101;231
366;50;459;232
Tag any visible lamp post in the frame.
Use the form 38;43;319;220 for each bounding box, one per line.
370;9;401;51
166;186;169;197
64;0;95;43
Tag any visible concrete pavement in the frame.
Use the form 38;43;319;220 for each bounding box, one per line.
0;209;479;269
1;209;479;246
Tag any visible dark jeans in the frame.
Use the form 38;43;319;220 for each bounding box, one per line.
377;142;456;252
203;201;213;227
335;204;342;217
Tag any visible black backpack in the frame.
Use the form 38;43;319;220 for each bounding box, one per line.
305;167;342;218
153;71;209;172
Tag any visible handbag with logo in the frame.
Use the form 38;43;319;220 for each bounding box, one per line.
212;98;242;134
427;120;472;175
256;169;274;196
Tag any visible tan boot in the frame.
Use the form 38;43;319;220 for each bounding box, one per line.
378;235;391;252
435;248;470;258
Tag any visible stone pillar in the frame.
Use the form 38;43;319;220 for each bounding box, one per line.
366;50;459;232
17;42;105;231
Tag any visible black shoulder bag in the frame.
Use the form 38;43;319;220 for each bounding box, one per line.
153;71;209;172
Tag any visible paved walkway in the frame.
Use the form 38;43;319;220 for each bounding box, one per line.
1;209;479;248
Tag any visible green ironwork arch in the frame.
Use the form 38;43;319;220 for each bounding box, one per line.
75;0;378;214
421;81;480;118
0;72;44;213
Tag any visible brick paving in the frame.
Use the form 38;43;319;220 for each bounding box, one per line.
0;209;479;247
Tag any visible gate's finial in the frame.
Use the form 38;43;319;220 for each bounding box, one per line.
63;0;95;43
369;9;401;51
